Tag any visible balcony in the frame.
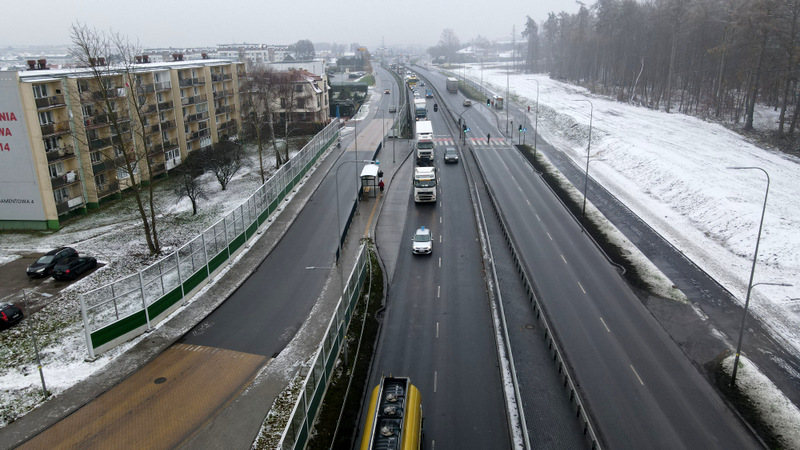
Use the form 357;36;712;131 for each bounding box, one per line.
136;84;155;95
178;77;205;87
83;87;127;102
89;137;112;150
213;89;233;99
155;81;172;91
97;181;120;198
186;128;210;141
51;172;80;189
55;195;84;215
211;73;232;82
35;95;66;110
46;145;75;163
142;104;158;114
158;101;174;111
184;111;209;123
152;139;178;153
150;162;166;176
215;104;235;115
40;121;71;137
84;113;131;129
92;160;111;174
180;94;207;106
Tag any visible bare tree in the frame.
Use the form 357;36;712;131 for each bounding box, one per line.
69;23;161;255
274;71;312;162
174;152;207;215
201;140;242;191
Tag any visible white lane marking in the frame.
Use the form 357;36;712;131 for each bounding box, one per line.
438;257;442;267
439;216;442;224
436;322;439;338
547;232;553;240
630;365;645;385
437;285;441;298
527;199;531;206
599;317;611;332
577;282;586;294
561;254;568;264
434;371;438;392
536;214;541;221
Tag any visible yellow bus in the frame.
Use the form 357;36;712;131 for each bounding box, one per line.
360;377;423;450
407;76;419;90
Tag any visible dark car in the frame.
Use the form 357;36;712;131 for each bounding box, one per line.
444;147;459;163
51;256;98;281
0;303;24;330
26;247;78;278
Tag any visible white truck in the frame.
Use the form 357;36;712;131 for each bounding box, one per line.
414;120;435;162
413;166;437;203
446;77;458;93
414;98;427;120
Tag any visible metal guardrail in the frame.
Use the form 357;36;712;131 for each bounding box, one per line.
79;121;340;358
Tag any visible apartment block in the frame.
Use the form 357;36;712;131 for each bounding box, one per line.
0;57;244;230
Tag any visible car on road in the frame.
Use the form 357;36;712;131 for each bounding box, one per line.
26;247;78;278
0;303;23;330
51;256;98;281
444;147;459;163
412;226;433;255
389;105;397;113
419;81;425;86
384;89;391;94
463;99;472;107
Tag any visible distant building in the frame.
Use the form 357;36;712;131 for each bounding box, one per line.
0;56;244;230
217;43;293;65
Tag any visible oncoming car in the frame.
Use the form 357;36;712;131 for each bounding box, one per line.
412;226;433;255
444;147;459;163
384;89;391;94
463;99;472;107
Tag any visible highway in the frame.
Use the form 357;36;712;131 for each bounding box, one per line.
366;68;511;448
414;65;759;448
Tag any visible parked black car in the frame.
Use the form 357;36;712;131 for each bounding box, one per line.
0;303;24;330
51;256;98;281
26;247;78;278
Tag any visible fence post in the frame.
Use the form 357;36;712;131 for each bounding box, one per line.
202;231;210;279
177;247;187;305
139;271;152;330
79;293;95;359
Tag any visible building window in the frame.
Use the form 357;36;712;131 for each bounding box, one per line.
166;148;180;160
49;161;65;178
296;98;305;109
78;80;89;93
33;84;48;98
296;85;303;93
38;111;53;126
91;151;102;164
43;136;59;151
94;173;106;187
54;187;69;204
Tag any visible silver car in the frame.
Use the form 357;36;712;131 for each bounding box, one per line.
412;226;433;255
444;147;459;163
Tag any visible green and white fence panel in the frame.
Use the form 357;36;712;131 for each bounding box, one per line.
277;243;369;450
80;121;340;358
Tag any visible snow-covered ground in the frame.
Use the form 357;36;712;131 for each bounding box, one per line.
464;65;800;358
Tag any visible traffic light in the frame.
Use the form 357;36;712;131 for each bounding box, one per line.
434;103;438;112
486;98;491;106
519;124;523;132
462;123;467;132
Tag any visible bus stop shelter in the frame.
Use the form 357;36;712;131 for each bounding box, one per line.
360;164;380;198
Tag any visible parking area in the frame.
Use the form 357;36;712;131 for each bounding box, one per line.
0;255;101;316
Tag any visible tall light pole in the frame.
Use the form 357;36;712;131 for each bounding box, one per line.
342;99;360;181
572;99;593;227
533;79;539;159
728;166;771;387
22;289;52;399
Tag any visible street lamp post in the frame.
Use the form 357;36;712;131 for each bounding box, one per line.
728;166;771;387
533;79;539;159
572;99;593;227
22;289;52;399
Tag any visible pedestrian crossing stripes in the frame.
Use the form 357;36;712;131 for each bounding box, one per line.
433;137;510;148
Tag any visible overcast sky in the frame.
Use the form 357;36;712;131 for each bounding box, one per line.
2;0;583;50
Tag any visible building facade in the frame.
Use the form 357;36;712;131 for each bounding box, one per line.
0;57;244;230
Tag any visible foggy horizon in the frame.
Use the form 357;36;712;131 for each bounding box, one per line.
2;0;582;51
